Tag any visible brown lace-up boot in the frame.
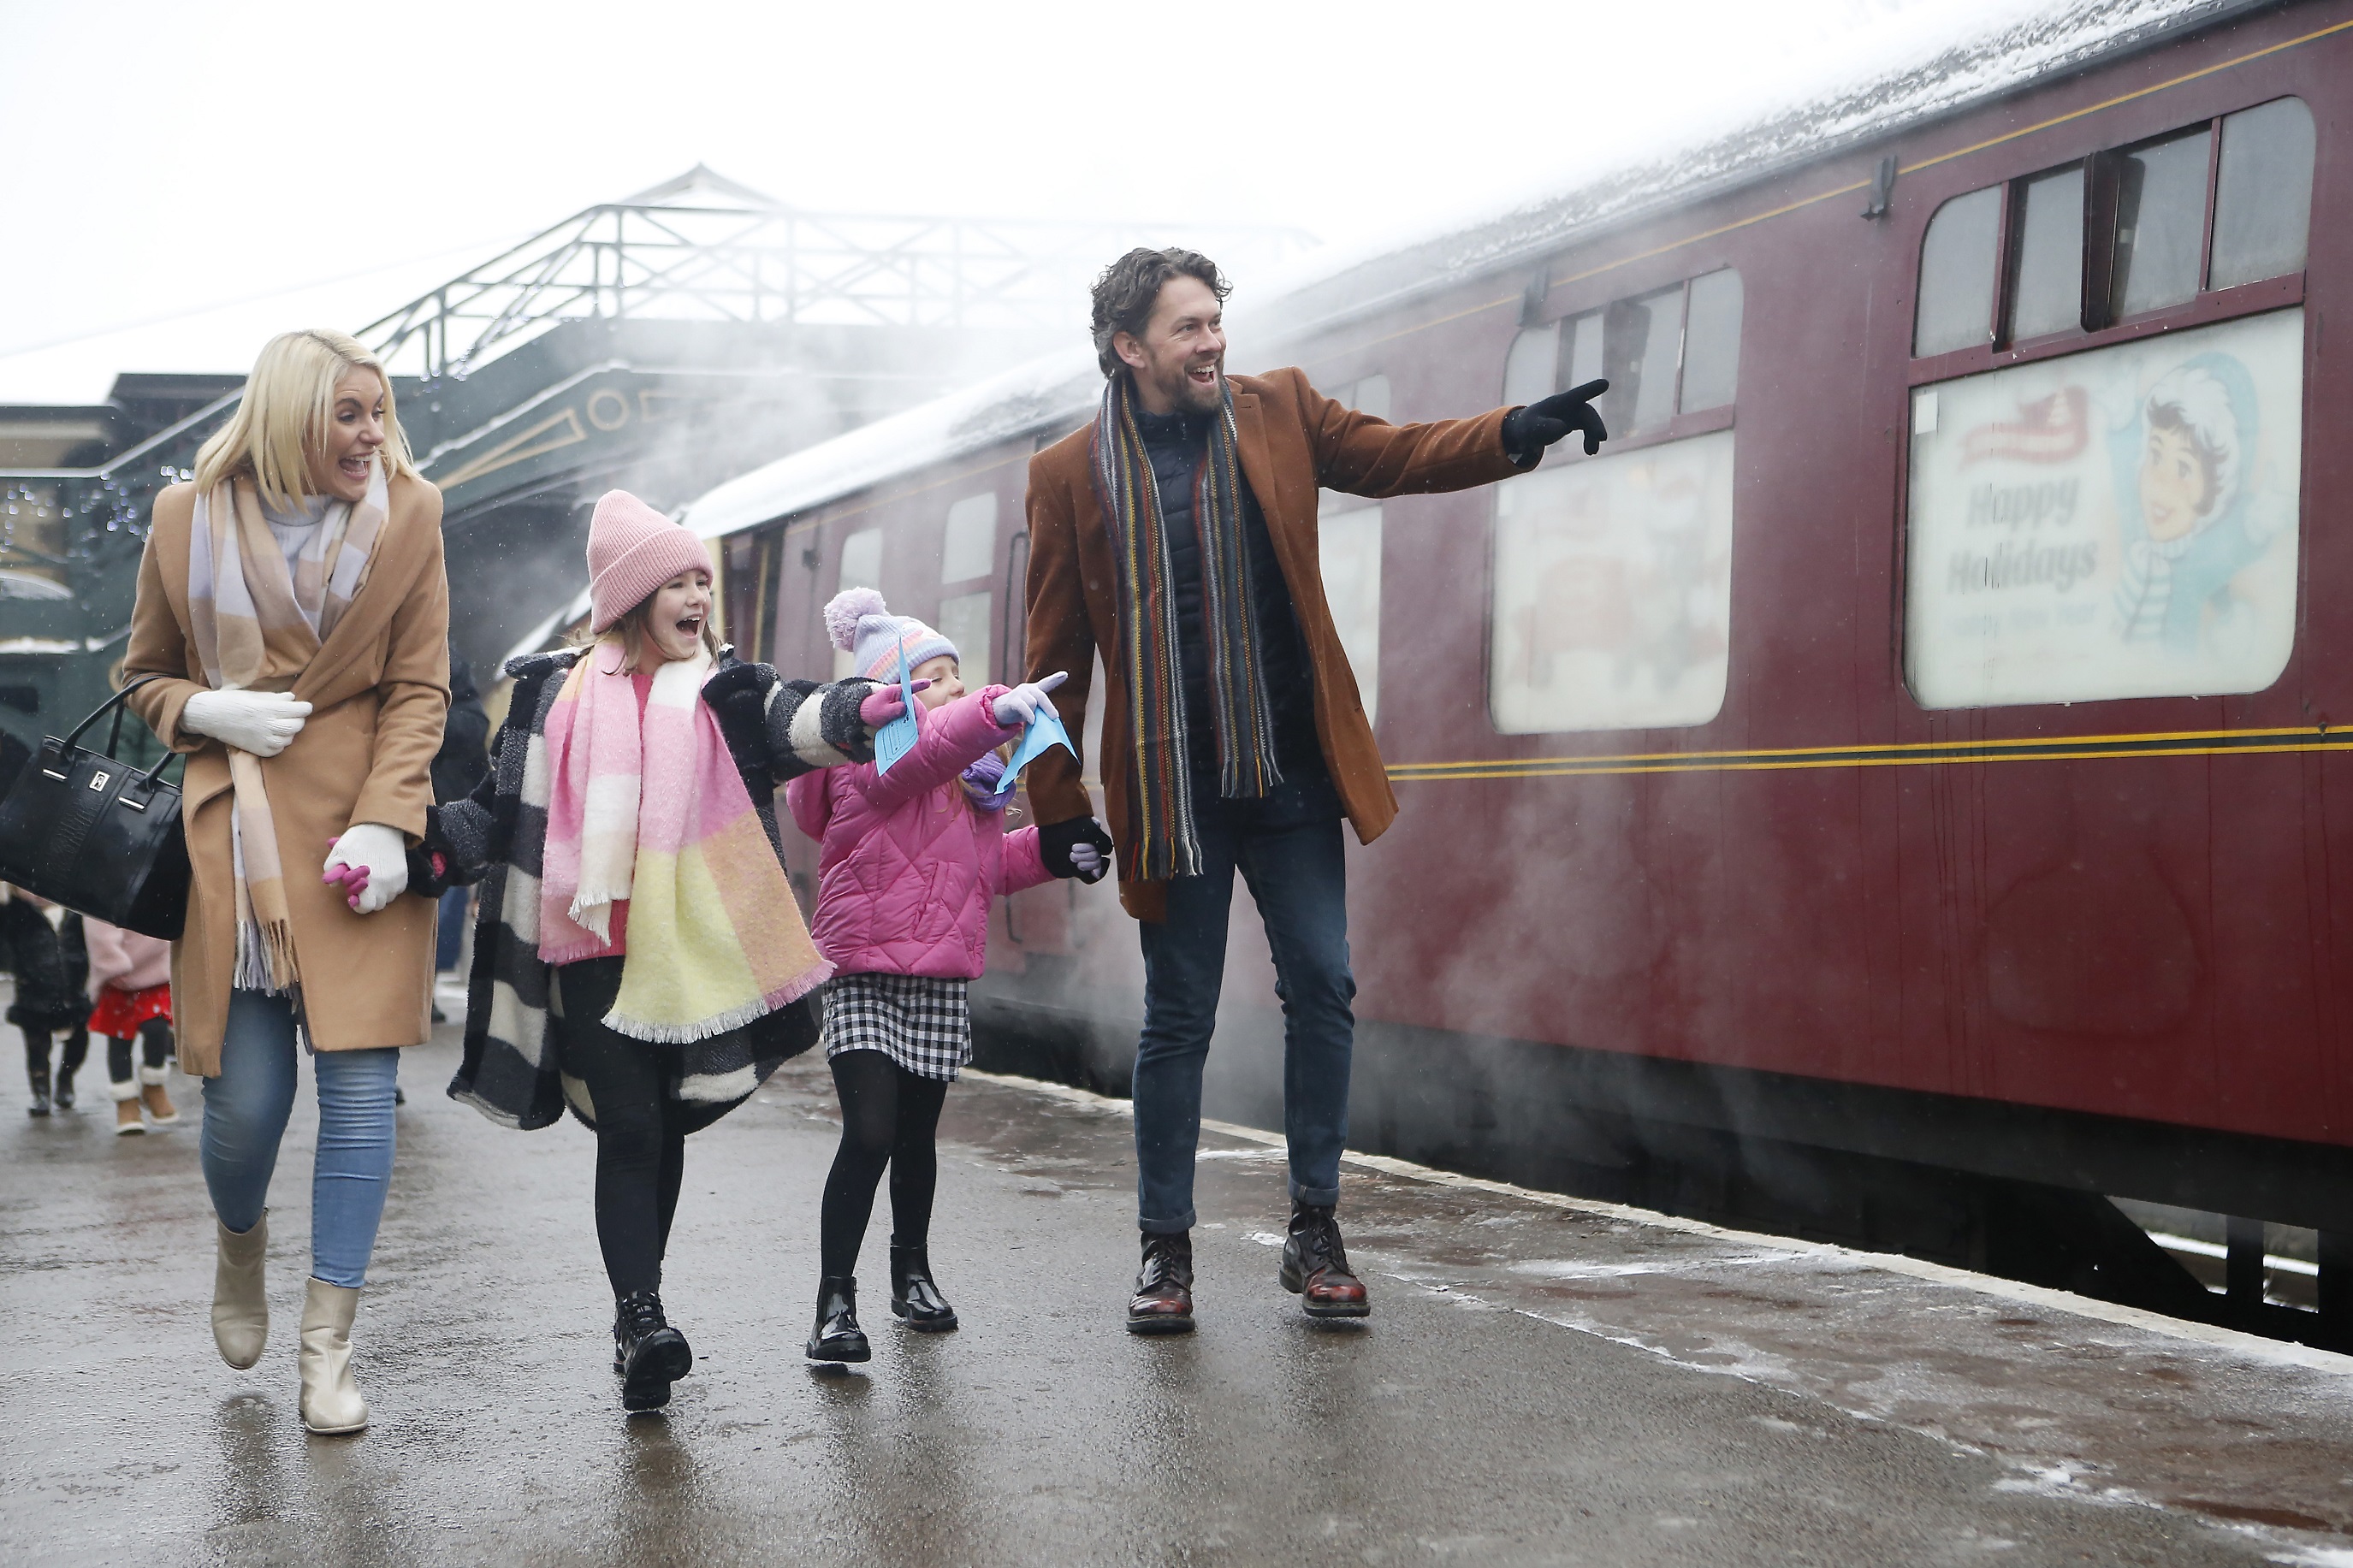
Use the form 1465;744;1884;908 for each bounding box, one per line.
1279;1202;1371;1318
1126;1229;1195;1334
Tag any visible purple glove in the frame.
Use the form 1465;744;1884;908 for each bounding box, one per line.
861;678;931;727
961;751;1008;797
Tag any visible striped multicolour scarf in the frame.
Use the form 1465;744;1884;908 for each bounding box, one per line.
187;463;387;992
538;644;832;1043
1091;375;1281;880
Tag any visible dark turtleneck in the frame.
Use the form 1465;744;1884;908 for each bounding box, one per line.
1132;403;1322;790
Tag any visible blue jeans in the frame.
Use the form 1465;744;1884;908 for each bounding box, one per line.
200;991;399;1288
1134;768;1355;1234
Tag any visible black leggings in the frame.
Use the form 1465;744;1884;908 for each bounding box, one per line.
819;1051;949;1279
106;1019;173;1085
555;960;687;1301
23;1026;86;1077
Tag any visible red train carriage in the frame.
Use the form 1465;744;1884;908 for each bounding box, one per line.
685;0;2353;1338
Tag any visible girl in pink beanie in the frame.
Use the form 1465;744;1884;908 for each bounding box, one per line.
786;587;1102;1364
421;490;912;1413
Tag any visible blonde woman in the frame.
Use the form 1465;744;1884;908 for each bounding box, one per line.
123;328;449;1435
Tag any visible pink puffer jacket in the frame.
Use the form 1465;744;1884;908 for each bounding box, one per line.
787;686;1052;979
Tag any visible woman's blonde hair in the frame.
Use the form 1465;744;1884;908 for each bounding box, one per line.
193;329;419;510
570;580;725;673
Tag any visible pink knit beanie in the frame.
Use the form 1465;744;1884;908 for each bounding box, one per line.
586;490;714;633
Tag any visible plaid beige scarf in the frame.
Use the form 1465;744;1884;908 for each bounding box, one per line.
186;462;388;991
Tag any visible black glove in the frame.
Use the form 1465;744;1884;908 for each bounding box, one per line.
1502;378;1609;461
700;659;776;731
1039;815;1115;885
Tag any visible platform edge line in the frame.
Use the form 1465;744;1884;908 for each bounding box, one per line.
964;1068;2353;1376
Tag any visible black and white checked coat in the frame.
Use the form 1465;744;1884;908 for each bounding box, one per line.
428;648;877;1134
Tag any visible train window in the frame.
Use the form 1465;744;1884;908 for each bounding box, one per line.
1567;312;1605;391
839;527;882;594
941;492;996;583
2211;98;2316;289
1678;270;1744;414
2007;165;2084;341
1319;501;1383;725
1608;285;1686;435
1914;187;2002;356
1915;98;2313;360
833;527;885;676
1490;429;1735;732
1903;309;2303;708
938;591;992;687
2110;128;2210;318
1502;324;1557;407
1324;375;1395;421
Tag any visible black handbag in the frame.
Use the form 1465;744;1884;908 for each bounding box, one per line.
0;677;191;939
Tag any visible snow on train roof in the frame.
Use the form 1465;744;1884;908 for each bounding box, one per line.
683;0;2270;545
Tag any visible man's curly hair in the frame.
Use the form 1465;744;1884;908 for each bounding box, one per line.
1089;248;1230;377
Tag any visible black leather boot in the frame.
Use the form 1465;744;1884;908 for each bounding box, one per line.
807;1275;871;1363
1126;1230;1195;1334
612;1291;693;1412
889;1246;958;1332
24;1056;49;1117
53;1059;76;1110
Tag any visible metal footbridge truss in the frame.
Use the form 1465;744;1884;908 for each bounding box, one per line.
0;168;1312;719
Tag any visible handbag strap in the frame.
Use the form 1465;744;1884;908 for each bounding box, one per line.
60;676;163;757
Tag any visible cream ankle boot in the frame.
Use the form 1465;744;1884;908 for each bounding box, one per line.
211;1214;269;1370
298;1278;368;1435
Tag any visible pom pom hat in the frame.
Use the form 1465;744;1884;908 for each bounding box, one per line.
587;489;715;633
823;587;957;680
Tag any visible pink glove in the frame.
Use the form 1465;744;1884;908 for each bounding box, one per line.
860;678;931;727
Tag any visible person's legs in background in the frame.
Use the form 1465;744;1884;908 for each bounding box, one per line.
137;1018;176;1124
53;1026;86;1110
21;1027;52;1116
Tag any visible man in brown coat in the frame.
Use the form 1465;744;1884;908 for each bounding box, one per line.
1022;248;1608;1332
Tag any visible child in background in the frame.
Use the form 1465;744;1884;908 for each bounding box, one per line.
84;916;177;1133
787;589;1102;1363
3;888;87;1116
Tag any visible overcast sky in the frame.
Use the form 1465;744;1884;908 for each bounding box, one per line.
0;0;2042;403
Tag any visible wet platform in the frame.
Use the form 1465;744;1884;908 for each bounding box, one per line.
8;1010;2353;1566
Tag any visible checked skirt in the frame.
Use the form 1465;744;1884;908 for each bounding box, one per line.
821;973;971;1082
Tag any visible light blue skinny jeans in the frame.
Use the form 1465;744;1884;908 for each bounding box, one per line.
200;991;398;1288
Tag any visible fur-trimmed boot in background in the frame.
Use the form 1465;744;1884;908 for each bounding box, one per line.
212;1213;269;1369
109;1074;144;1134
138;1062;176;1125
298;1278;368;1435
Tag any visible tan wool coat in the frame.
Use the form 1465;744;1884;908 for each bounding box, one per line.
123;474;451;1069
1022;368;1526;921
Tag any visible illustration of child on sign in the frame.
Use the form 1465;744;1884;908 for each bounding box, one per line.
2109;352;2285;656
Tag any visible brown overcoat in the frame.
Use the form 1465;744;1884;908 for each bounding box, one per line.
1022;367;1526;921
122;475;451;1068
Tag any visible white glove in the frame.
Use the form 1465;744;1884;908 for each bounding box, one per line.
181;689;311;757
323;823;409;916
1069;842;1105;878
993;670;1068;728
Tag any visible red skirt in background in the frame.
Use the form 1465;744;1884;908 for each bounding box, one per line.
87;981;172;1038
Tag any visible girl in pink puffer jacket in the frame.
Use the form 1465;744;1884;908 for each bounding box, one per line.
785;589;1101;1364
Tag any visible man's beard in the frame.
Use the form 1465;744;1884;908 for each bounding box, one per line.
1151;356;1223;414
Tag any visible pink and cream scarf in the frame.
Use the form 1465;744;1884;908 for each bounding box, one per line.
186;463;387;992
538;645;831;1043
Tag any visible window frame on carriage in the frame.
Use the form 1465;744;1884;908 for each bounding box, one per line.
1502;267;1744;460
1907;95;2316;383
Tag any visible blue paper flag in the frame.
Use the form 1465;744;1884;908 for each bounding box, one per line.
873;642;919;775
989;706;1076;802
